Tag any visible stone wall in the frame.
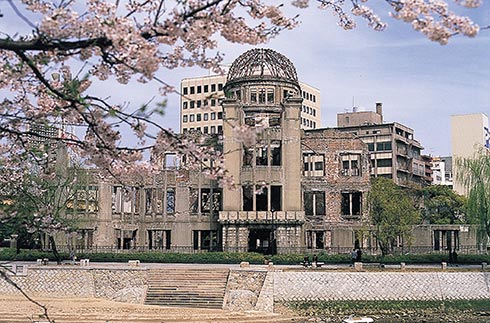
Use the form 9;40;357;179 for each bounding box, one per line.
223;269;268;311
2;265;489;312
274;271;490;301
0;266;148;303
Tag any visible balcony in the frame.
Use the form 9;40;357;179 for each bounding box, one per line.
218;211;305;224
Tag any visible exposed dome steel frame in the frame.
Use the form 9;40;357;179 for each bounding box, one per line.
226;48;299;84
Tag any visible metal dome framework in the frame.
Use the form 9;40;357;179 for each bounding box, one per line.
227;48;299;83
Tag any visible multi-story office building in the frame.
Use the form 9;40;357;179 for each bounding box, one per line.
451;113;490;194
431;156;453;187
336;105;430;186
180;73;321;134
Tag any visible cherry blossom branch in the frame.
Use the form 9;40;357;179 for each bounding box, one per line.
0;266;53;323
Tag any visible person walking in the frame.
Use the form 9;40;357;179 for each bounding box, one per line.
312;254;318;268
356;248;362;262
351;249;357;265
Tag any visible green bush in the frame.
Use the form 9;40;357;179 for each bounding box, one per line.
0;248;69;261
1;248;489;265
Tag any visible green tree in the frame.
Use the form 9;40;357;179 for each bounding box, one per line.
368;177;421;257
420;185;467;224
0;146;89;262
456;152;490;249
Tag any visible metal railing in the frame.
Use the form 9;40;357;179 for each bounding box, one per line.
48;244;488;255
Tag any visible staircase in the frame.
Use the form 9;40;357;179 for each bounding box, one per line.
144;268;230;309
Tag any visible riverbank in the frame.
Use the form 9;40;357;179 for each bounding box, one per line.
277;299;490;322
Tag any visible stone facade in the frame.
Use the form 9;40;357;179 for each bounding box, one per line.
49;48;476;255
302;129;371;249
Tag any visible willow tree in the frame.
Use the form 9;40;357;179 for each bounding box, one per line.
368;177;421;257
456;152;490;249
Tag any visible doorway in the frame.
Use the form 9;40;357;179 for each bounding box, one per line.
248;229;276;254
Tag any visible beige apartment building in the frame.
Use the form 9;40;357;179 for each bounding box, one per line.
451;113;490;195
180;73;321;134
336;105;432;186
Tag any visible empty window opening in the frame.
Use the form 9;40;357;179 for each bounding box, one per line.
243;186;253;211
341;154;361;176
256;186;268;211
148;230;171;250
200;188;222;214
303;153;325;176
270;141;281;166
341;192;362;216
304;191;326;216
271;185;282;211
193;230;218;250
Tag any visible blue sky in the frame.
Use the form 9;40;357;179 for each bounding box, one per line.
1;1;489;157
156;1;490;157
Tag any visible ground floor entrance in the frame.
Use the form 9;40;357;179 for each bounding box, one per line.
248;229;276;254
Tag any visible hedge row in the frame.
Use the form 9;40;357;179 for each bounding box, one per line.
1;248;488;264
0;248;265;264
270;253;490;265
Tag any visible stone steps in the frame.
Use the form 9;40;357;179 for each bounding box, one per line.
144;268;230;309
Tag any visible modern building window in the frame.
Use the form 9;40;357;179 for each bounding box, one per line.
377;158;393;167
218;83;223;91
189;114;195;122
196;114;201;121
183;101;188;109
217;125;223;133
341;192;362;217
183;115;188;123
217;112;223;119
304;191;325;216
197;85;202;94
367;143;375;151
203;113;208;121
211;99;216;106
211;112;216;120
190;86;195;94
183;87;188;95
376;141;392;151
190;101;195;109
211;84;216;92
211;126;216;134
203;126;208;134
197;100;201;108
204;84;209;93
341;154;361;176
